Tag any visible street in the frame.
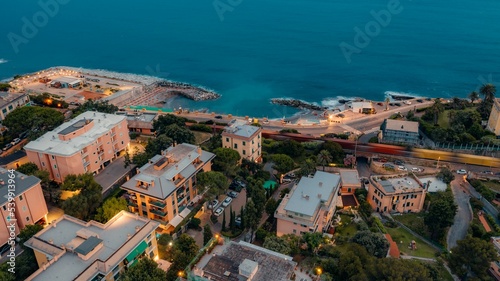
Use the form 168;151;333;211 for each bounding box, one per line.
447;177;472;250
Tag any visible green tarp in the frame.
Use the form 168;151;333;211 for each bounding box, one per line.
125;240;148;263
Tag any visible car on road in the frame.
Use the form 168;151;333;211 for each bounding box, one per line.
208;199;219;209
215;115;223;119
222;197;232;207
481;171;493;175
456;169;467;175
19;131;29;139
411;167;423;173
416;99;423;103
214;207;224;216
235;216;242;227
227;191;238;198
377;102;383;106
11;138;21;145
403;101;412;105
394;160;404;165
2;143;12;151
397;165;407;171
282;178;293;183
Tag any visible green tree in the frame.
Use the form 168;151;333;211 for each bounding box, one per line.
153;114;187;132
265;198;279;216
145;134;173;156
203;224;213;245
3;106;64;138
244;201;260;241
17;162;39;175
317;150;332;171
132;152;150;167
449;236;497;280
121;258;167;281
212;148;241;176
94;197;128;223
157;234;173;260
18;224;43;246
0;83;12;91
319;141;345;164
271;154;295;175
429;99;445;125
60;174;103;220
221;212;227;232
469;91;479;103
162;124;195;144
298;158;316;177
302;232;324;254
196;171;229;198
263;235;292;255
275;140;304;158
350;231;389;258
436;167;455;184
424;191;457;240
73;100;118;115
480;83;496;103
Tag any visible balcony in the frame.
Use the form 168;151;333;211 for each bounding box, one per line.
83;161;90;167
127;200;138;208
149;200;166;208
177;196;186;204
150;209;167;217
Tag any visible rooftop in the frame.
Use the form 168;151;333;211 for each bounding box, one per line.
24;211;159;281
200;241;296;281
284;171;341;217
339;169;361;187
116;112;157;129
375;175;423;194
24;111;126;156
0;168;40;206
384;119;419;133
0;92;28;108
223;120;260;139
121;143;215;199
52;76;82;84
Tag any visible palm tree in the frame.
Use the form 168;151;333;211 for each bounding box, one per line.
468;91;479;104
317;150;332;171
431;99;444;125
451;97;462;110
385;97;390;111
480;84;496;103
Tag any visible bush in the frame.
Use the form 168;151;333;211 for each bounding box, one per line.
129;132;140;139
190;124;212;133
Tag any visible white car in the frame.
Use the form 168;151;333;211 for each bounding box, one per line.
404;101;412;105
208;199;219;209
411;167;422;172
222;197;232;207
214;207;224;216
397;166;407;171
456;169;467;175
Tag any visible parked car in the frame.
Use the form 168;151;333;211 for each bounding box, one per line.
214;207;224;216
19;131;29;139
3;143;13;151
394;160;404;165
282;178;293;183
227;191;238;198
416;99;423;103
235;216;242;227
208;199;219;209
456;169;467;175
403;101;412;105
482;170;493;175
383;163;394;169
411;167;422;172
397;166;407;171
214;115;223;119
222;197;233;207
11;138;21;145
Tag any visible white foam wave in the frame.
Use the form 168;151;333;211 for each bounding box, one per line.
0;59;8;64
384;91;421;101
321;96;356;108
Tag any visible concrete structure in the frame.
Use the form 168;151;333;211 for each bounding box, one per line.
121;143;214;231
24;211;159;281
367;174;427;213
194;241;296;281
0;168;48;249
50;76;82;88
0;92;30;120
339;169;361;194
487;99;500;137
380;119;420;146
25;111;130;182
275;171;341;236
222;120;262;162
350;101;375;114
117;112;157;135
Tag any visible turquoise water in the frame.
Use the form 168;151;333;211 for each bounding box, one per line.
1;0;499;117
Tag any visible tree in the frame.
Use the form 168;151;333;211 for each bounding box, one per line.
189;218;201;229
221;212;227;232
271;154;295;175
302;232;324;253
17;163;39;175
162;124;195;144
145;134;173;156
243;200;260;241
132;152;150;167
449;236;497;280
265;198;279;216
121;258;167;281
153;114;187;133
424;191;457;240
350;231;389;258
274;140;304;158
212;148;241;176
468;91;479;104
94;197;128;223
196;171;229;198
3;106;64;138
229;206;235;230
18;224;43;246
436;167;455;184
157;234;173;260
0;83;12;91
61;174;103;220
298;158;316;177
73;100;118;115
203;224;213;245
428;99;444;125
319;141;345;164
263;235;292;255
317;150;332;171
480;83;496;103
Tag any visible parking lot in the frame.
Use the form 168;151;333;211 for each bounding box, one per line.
215;188;247;224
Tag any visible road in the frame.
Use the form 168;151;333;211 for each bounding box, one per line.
447;177;472;250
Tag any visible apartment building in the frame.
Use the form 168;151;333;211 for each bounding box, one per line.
222;120;262;162
121;143;215;232
24;211;159;281
0;168;48;250
24;111;130;182
367;174;427;213
0;92;30;120
117;112;157;136
487;99;500;137
275;171;341;237
380;119;420;146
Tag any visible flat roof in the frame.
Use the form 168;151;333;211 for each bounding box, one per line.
24;111;126;156
53;76;82;84
284;171;340;217
0;168;40;206
223;120;260;138
200;241;296;281
384;119;419;133
24;211;159;281
121;143;215;199
378;176;422;194
0;92;28;108
339;169;360;186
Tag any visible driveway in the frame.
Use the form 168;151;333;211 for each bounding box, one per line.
94;157;134;194
447;178;472;250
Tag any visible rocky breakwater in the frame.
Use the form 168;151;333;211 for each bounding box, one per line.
271;98;327;111
157;81;220;101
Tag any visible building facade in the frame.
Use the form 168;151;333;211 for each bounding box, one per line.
367;174;427;213
121;143;214;232
380;119;420;145
117;112;157;136
24;211;159;281
0;168;48;250
0;92;30;120
24;111;130;182
222;120;262;162
275;171;341;237
487;99;500;137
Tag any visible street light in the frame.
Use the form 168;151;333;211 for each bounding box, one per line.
315;267;322;280
436;156;441;169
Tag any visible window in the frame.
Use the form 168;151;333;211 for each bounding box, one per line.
19;195;23;201
56;174;60;178
2;109;6;114
234;144;238;149
121;141;124;145
53;164;57;169
242;150;246;155
2;206;6;211
41;162;45;167
8;105;13;110
26;217;30;222
51;155;55;160
148;241;152;248
226;138;229;142
293;229;296;234
242;141;246;146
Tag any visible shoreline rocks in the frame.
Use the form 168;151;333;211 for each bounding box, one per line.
271;98;327;111
157;81;220;101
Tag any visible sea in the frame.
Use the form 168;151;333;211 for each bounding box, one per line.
1;0;500;118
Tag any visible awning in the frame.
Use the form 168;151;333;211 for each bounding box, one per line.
125;240;148;263
168;215;183;228
179;207;191;218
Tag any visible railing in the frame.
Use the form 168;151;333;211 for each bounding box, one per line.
150;209;167;217
127;201;138;208
149;200;166;208
83;161;90;167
